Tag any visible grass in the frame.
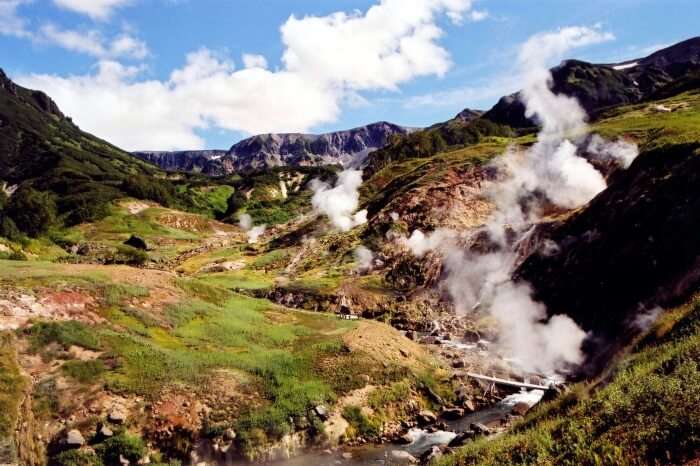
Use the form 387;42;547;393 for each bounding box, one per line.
62;359;106;383
437;296;700;466
0;334;27;452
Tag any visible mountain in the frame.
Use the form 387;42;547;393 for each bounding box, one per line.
483;36;700;127
132;150;229;176
134;121;413;175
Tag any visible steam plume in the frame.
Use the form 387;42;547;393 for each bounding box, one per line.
238;213;267;244
354;245;375;272
311;169;368;231
405;27;639;375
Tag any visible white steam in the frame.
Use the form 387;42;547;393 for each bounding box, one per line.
587;134;639;169
404;27;639;375
354;245;375;272
311;169;368;231
238;213;267;244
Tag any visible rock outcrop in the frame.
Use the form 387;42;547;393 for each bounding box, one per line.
133;122;413;175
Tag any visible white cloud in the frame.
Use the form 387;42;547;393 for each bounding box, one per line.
17;0;481;150
38;24;148;59
0;0;31;38
469;9;488;21
242;53;268;70
52;0;132;20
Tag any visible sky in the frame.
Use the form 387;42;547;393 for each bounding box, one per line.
1;0;698;151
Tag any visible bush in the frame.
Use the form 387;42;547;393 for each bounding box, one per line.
5;187;57;237
95;434;146;465
25;321;101;352
109;245;149;266
51;449;104;466
0;214;25;243
342;405;380;438
62;359;106;383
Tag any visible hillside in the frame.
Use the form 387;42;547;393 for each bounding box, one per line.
0;69;234;239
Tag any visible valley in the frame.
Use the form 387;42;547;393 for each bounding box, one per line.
1;29;700;466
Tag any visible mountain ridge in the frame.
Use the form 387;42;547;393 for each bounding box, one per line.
134;121;414;175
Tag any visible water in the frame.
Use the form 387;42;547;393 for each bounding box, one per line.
223;389;545;466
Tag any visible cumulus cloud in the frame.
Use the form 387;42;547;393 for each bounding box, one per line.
38;24;149;59
238;213;266;244
0;0;31;37
311;169;368;231
52;0;132;20
242;54;268;70
17;0;482;150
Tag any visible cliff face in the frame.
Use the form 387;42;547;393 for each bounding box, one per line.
483;37;700;128
132;150;229;176
133;122;412;175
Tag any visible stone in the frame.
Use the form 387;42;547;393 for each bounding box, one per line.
119;455;130;465
448;431;476;447
441;407;465;420
398;432;415;444
463;399;476;413
223;428;237;441
98;425;114;438
390;450;418;464
511;402;530;416
470;423;492;436
342;452;353;459
65;429;85;447
420;446;443;463
314;405;329;420
417;410;437;425
108;406;128;424
452;359;466;369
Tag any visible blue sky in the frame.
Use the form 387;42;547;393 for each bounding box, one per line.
2;0;698;150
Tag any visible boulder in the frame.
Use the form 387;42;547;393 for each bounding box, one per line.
64;429;85;447
108;406;128;424
448;431;476;448
314;405;329;421
470;423;492;436
417;410;437;425
98;424;114;438
124;235;148;250
390;450;418;464
441;407;465;420
463;399;476;413
420;446;443;463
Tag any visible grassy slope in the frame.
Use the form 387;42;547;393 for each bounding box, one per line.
0;259;446;461
437;296;700;466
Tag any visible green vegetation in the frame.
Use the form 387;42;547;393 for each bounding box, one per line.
0;334;27;460
62;359;106;383
95;434;146;465
366;117;513;176
438;297;700;466
25;321;101;352
342;405;381;439
52;449;104;466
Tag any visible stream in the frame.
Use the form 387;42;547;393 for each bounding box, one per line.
221;333;548;466
222;389;544;466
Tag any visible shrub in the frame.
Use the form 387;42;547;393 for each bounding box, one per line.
25;321;101;352
62;359;106;383
109;245;149;266
342;405;380;438
96;434;146;465
51;449;104;466
5;187;57;237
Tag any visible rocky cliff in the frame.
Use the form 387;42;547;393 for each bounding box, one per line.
134;121;413;175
